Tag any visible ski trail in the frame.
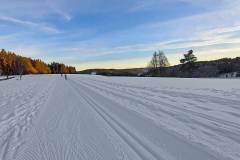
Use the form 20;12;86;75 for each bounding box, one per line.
0;76;56;160
15;78;140;160
72;75;240;160
1;75;239;160
69;80;164;160
69;78;221;160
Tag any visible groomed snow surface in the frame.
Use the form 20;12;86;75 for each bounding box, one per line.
0;75;240;160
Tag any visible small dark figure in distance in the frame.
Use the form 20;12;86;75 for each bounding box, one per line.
65;74;67;80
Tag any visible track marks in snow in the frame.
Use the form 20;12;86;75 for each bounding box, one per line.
70;79;220;160
1;75;239;160
69;81;164;160
16;79;139;160
0;76;55;160
72;75;240;160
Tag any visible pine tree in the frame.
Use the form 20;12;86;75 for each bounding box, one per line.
180;50;197;64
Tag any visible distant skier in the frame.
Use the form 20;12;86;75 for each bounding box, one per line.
64;74;67;80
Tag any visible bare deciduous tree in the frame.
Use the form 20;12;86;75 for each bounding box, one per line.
158;51;170;68
148;51;170;71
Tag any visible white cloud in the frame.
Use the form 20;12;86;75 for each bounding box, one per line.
1;0;240;70
0;15;60;34
0;0;73;21
59;21;240;63
76;0;240;55
11;46;44;58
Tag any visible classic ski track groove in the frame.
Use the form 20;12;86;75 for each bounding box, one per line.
69;79;164;160
1;75;239;160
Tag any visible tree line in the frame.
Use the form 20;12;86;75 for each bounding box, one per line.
148;50;198;75
0;49;76;77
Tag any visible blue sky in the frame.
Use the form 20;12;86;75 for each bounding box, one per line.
0;0;240;70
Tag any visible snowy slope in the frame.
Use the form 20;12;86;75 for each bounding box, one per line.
0;75;240;160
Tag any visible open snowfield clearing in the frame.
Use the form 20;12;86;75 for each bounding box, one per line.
0;75;240;160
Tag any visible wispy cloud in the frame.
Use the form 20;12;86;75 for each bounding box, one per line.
45;0;73;21
0;0;240;70
128;0;164;12
61;21;240;54
0;33;19;42
0;15;60;34
11;46;45;58
58;22;240;69
54;9;72;21
0;0;73;21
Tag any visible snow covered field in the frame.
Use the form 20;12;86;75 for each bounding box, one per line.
0;75;239;160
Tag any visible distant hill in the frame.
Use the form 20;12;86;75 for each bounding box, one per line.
158;57;240;78
78;68;147;76
78;57;240;78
